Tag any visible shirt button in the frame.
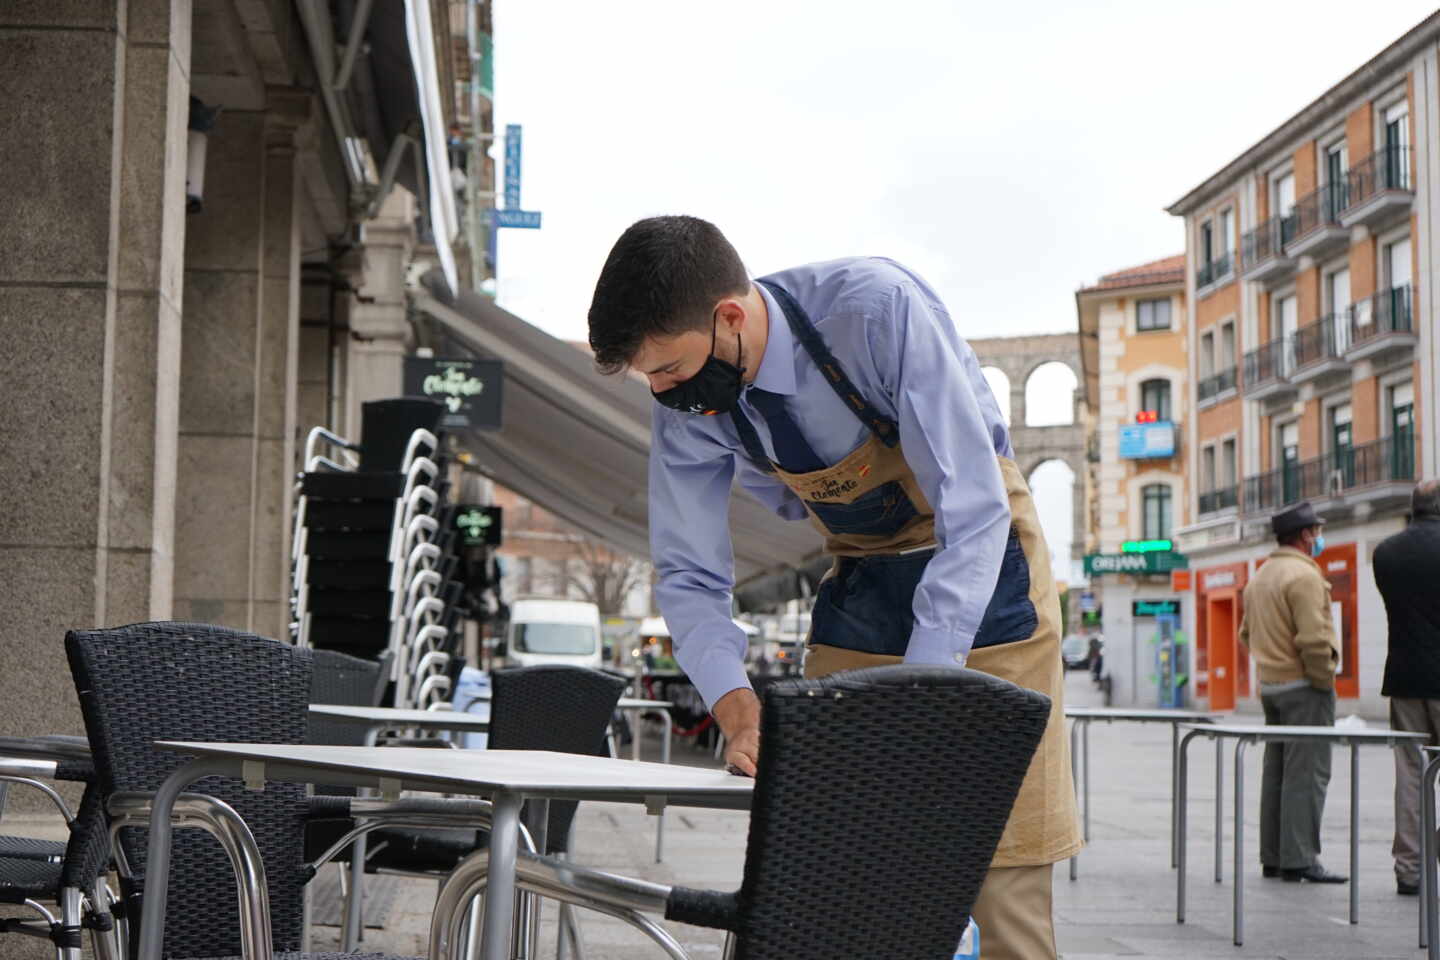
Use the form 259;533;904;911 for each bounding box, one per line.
953;652;966;665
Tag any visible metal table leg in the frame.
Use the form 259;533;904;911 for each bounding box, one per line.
1083;718;1092;843
1423;751;1440;958
1215;735;1224;884
1069;718;1081;881
654;710;673;864
1176;729;1203;924
1350;742;1359;925
1233;737;1250;947
1418;744;1431;951
343;726;383;950
137;757;236;960
1171;722;1179;869
480;790;523;960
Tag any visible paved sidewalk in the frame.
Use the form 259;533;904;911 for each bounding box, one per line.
311;673;1426;958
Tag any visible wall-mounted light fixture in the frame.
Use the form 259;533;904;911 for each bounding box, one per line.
186;96;222;214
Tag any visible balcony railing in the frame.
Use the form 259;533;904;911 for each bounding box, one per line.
1195;251;1234;289
1291;181;1346;236
1242;435;1416;513
1242;338;1291;391
1291;313;1346;370
1240;214;1299;277
1197;367;1238;403
1344;145;1412;211
1349;283;1413;349
1199;485;1239;515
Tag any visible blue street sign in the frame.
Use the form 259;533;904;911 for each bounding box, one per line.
504;124;522;208
493;208;542;229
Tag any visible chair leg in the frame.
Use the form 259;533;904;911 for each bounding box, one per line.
58;886;83;960
88;879;123;960
721;932;736;960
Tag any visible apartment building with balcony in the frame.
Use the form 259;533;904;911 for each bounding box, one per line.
1076;256;1190;707
1168;16;1440;715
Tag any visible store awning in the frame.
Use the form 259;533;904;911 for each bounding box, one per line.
301;0;459;292
412;277;827;598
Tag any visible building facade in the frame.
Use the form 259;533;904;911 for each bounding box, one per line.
1077;256;1191;707
1169;18;1440;716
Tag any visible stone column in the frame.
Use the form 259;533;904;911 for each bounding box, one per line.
0;1;191;783
173;107;266;629
341;190;418;439
249;90;308;639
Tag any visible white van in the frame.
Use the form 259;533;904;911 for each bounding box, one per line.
504;598;603;669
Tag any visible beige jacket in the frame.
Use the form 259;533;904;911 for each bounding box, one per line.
1238;547;1339;689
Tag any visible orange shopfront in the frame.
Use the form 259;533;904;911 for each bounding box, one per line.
1193;544;1361;711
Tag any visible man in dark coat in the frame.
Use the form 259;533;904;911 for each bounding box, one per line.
1375;478;1440;896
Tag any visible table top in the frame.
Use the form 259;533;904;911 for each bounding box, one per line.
1067;707;1218;721
1178;722;1429;741
309;704;492;729
459;693;671;710
156;741;752;808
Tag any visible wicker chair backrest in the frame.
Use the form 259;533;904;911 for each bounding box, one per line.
66;621;313;958
735;665;1050;960
487;665;627;853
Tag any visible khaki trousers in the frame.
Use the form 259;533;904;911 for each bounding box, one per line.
803;643;1060;960
1392;697;1440;885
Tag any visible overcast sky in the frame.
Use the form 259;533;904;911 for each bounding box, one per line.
483;0;1438;590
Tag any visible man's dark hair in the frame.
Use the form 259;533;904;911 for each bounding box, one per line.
587;216;750;375
1414;478;1440;518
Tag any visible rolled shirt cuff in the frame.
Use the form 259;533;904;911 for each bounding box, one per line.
904;625;976;668
690;654;754;712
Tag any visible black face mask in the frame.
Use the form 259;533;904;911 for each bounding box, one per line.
651;320;745;416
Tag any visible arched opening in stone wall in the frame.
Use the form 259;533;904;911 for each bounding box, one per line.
1025;362;1078;427
981;366;1011;426
1028;459;1077;589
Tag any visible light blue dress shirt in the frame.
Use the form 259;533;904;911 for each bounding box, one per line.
649;257;1014;708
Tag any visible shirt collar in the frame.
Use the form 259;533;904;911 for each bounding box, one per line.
748;282;797;396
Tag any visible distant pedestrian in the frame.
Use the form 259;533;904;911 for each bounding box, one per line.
1238;501;1346;884
1087;635;1103;683
1375;478;1440;896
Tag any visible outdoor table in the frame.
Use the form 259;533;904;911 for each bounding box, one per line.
1064;706;1217;881
1175;722;1427;946
138;742;752;960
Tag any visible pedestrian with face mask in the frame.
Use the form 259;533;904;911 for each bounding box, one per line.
1238;500;1346;884
587;216;1081;960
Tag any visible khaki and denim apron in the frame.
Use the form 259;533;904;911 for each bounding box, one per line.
735;279;1082;867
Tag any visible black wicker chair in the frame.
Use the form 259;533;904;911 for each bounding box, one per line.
63;621;448;960
432;665;1051;960
0;751;115;960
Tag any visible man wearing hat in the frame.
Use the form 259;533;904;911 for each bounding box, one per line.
1239;500;1346;883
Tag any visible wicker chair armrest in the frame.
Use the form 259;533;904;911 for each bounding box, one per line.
0;737;93;781
0;763;76;824
664;885;742;932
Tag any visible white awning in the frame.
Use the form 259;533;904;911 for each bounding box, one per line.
413;277;826;593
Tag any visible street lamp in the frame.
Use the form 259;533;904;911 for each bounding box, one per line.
186;96;221;214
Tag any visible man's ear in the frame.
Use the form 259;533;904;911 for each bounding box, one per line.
715;298;747;335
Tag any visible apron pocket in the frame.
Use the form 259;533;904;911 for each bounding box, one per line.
807;481;918;539
809;553;929;657
972;526;1038;650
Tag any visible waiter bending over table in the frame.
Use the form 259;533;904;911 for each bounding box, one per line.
586;216;1082;959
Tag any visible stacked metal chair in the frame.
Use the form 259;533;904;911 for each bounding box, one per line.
291;399;469;709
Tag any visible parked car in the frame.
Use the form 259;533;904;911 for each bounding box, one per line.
1061;634;1091;670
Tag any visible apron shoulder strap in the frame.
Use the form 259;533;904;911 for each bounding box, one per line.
755;277;900;448
728;406;775;474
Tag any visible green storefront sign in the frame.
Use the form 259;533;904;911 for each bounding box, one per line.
1083;551;1189;576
